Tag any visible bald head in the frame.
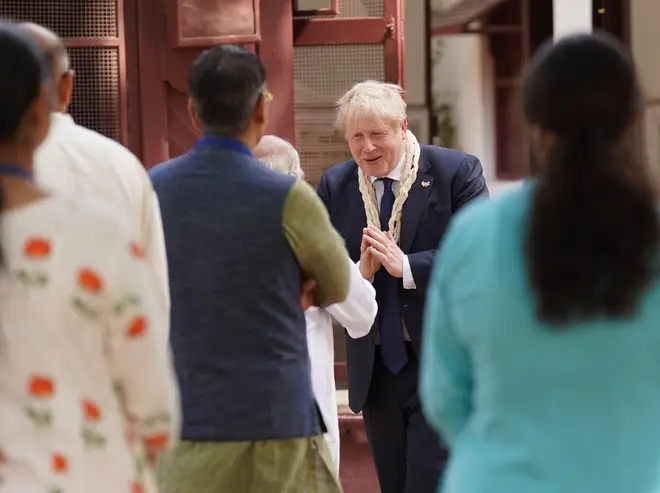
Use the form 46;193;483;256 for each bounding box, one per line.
18;23;72;112
254;135;304;180
18;23;68;77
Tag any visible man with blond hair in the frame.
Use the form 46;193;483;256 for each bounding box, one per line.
255;135;378;475
317;81;489;493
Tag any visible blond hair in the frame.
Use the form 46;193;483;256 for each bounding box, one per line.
335;81;419;244
335;81;407;135
254;135;305;180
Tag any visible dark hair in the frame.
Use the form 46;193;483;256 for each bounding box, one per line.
0;21;47;270
188;44;266;138
524;31;659;325
0;21;46;143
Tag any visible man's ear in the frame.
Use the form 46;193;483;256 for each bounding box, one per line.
59;71;74;110
401;119;408;136
253;94;267;126
187;98;202;135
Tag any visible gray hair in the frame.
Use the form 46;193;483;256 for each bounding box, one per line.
254;135;305;180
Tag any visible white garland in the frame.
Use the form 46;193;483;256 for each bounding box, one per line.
357;129;420;243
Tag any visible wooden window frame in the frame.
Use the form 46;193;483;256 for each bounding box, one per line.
166;0;261;48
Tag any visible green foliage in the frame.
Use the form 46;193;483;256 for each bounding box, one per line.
434;99;457;149
430;38;458;148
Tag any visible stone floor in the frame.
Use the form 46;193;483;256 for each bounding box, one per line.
339;430;380;493
337;390;380;493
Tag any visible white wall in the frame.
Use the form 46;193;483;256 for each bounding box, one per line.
404;0;431;143
430;34;521;194
432;36;496;177
553;0;592;38
428;0;515;194
631;0;660;180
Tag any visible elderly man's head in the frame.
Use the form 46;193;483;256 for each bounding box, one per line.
187;45;270;150
335;81;407;178
18;22;73;114
254;135;304;180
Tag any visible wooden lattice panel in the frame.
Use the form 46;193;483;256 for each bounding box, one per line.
294;44;385;106
68;47;122;142
0;0;118;37
0;0;123;143
337;0;384;17
294;0;383;19
293;44;385;185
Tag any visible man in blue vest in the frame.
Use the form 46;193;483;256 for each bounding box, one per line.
150;45;349;493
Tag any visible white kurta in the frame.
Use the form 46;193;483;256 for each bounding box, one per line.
305;260;377;475
34;112;170;319
0;196;179;493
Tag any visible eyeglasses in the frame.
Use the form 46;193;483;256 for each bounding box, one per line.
252;87;273;110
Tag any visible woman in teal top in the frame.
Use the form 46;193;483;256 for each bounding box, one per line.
420;32;660;493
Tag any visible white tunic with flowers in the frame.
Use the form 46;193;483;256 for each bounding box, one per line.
0;196;179;493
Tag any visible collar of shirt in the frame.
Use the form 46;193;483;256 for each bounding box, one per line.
49;112;75;132
369;152;405;184
39;112;75;151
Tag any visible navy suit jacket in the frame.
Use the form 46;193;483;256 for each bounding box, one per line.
317;145;489;412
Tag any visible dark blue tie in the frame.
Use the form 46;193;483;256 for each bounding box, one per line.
375;178;408;374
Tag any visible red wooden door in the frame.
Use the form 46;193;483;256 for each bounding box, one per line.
290;2;405;491
136;0;295;168
292;0;405;187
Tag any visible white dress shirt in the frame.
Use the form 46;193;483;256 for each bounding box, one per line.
35;112;170;317
305;259;377;475
369;153;416;289
367;153;418;342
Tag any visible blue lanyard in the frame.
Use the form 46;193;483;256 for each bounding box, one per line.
194;136;253;157
0;163;33;182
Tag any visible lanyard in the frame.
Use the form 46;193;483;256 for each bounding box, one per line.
194;136;253;157
0;163;33;182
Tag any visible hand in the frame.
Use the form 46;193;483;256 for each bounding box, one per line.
363;225;404;278
300;278;317;311
359;229;382;279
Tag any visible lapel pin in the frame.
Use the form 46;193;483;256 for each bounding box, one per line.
421;181;430;188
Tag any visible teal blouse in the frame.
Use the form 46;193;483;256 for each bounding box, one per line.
420;183;660;493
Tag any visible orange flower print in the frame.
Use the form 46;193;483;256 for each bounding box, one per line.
78;268;103;294
51;453;68;473
130;242;145;259
126;317;147;338
23;237;51;259
131;481;145;493
28;375;55;398
143;433;169;452
82;399;102;422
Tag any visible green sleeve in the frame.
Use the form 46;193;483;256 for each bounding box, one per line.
282;180;350;307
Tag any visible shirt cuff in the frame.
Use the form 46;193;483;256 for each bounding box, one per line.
355;261;375;284
402;255;416;290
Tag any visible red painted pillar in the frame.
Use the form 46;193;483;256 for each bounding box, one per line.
259;0;296;144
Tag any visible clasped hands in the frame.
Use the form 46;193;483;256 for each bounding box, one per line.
300;225;404;310
359;225;404;280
